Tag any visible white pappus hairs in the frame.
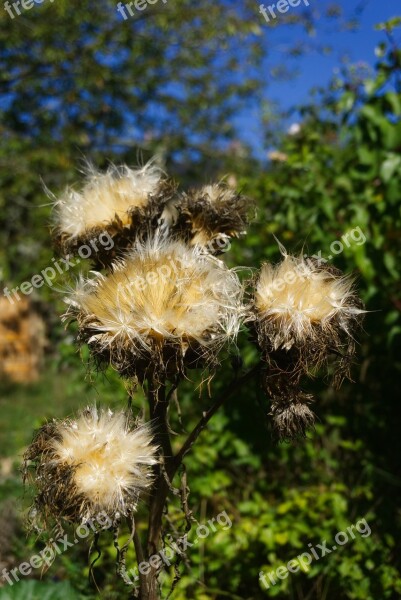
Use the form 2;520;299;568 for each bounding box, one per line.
53;159;164;241
24;406;158;524
63;236;244;377
254;252;365;353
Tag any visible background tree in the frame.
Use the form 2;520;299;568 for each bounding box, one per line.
0;0;354;285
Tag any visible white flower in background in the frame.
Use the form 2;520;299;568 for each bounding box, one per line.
288;123;301;135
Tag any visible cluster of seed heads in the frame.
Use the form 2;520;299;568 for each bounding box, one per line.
24;158;364;537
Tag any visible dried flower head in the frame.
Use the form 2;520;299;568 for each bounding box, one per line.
270;396;315;442
24;406;158;526
180;184;254;251
64;236;243;379
254;253;364;372
263;362;317;441
52;161;175;259
267;150;289;162
252;251;365;440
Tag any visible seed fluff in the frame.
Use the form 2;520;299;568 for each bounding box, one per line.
23;406;158;526
63;236;243;379
52;160;168;251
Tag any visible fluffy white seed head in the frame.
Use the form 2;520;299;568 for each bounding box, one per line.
53;161;163;241
64;236;243;374
254;254;365;440
255;254;364;351
25;407;158;523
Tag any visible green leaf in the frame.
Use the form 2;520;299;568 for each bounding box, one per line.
380;154;401;183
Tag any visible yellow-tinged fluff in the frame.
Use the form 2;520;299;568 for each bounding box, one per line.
25;407;158;522
64;237;243;360
53;161;163;240
255;254;364;351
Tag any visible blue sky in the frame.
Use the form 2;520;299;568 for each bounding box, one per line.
239;0;401;157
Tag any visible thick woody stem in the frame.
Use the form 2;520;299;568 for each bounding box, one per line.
143;373;175;600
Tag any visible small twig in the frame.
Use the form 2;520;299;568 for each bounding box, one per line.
174;365;260;467
127;521;141;567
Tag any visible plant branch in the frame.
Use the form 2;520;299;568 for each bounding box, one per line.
173;364;260;469
140;363;260;599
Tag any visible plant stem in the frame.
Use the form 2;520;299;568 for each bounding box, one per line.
135;364;260;599
173;365;259;467
144;372;174;600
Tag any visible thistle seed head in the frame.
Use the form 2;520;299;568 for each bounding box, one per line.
23;406;158;526
180;184;254;252
252;251;365;440
63;236;243;379
52;161;174;257
254;254;365;377
270;396;316;442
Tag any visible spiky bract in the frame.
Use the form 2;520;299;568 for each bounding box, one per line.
180;184;254;252
64;237;243;379
23;407;158;526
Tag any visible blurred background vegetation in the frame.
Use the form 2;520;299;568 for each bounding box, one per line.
1;2;401;599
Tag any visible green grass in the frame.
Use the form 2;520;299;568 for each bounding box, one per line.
0;580;81;600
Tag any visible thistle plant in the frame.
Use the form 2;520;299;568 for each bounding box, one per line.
23;159;365;599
